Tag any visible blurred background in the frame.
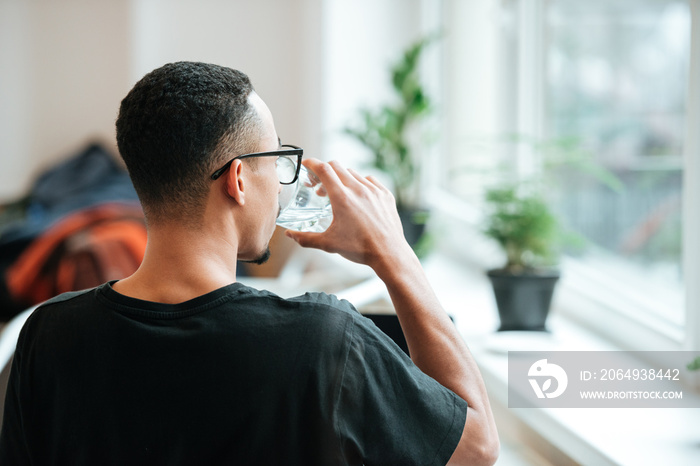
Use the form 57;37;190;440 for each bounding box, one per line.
1;0;698;464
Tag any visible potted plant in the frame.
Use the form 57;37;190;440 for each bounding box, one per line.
482;184;562;331
471;133;626;332
343;36;436;248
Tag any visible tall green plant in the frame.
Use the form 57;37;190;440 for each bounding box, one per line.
344;36;436;208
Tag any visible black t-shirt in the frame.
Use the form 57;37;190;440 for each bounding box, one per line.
0;282;467;465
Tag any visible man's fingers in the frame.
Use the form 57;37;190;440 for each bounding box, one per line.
365;174;392;193
304;158;374;196
347;168;379;190
346;168;392;196
302;159;345;198
328;160;364;189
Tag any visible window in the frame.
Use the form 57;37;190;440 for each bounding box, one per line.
546;0;688;326
435;0;698;349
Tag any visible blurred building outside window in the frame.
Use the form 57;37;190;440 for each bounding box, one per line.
547;0;687;326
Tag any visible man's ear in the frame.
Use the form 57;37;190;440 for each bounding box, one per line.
225;159;245;206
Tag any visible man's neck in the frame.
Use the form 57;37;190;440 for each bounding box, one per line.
113;224;239;304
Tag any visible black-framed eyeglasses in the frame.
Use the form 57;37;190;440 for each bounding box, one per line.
210;144;303;185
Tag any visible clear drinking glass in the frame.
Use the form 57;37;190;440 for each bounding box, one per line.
276;165;333;232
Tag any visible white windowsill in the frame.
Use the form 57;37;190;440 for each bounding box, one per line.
419;253;700;466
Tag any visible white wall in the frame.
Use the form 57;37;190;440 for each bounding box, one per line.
129;0;324;158
321;0;425;168
0;0;131;201
0;0;31;200
0;0;425;202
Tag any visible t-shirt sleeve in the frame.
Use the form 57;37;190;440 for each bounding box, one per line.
333;313;468;466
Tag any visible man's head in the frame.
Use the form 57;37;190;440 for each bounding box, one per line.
116;61;263;225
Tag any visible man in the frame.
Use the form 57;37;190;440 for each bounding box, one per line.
0;62;498;465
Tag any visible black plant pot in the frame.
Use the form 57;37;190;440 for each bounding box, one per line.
486;269;560;332
397;207;429;247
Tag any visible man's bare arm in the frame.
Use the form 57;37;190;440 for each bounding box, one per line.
286;159;499;466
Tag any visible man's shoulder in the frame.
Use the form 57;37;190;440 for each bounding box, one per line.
39;287;96;308
236;284;359;318
20;285;106;333
287;291;357;313
286;291;368;328
238;288;364;340
28;286;100;321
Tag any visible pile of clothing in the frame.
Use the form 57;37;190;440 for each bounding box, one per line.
0;143;146;320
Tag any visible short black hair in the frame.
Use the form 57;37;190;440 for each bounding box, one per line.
116;61;259;224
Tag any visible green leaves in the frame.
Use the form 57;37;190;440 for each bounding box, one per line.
391;37;433;121
343;35;437;207
483;186;559;271
687;356;700;371
471;133;624;272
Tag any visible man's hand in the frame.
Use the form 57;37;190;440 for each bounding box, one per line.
284;158;414;273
